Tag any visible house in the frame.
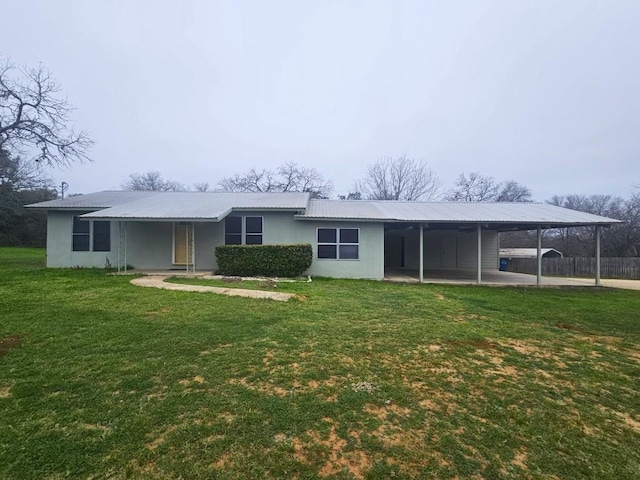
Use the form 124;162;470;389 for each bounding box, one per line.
27;191;620;283
500;248;563;259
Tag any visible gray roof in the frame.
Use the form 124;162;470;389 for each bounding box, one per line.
298;200;621;227
26;190;158;209
27;191;621;227
27;191;310;221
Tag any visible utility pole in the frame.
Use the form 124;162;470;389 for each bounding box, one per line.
60;181;69;199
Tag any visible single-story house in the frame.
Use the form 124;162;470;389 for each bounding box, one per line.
500;248;563;259
27;191;620;284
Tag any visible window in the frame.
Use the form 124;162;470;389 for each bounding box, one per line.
225;217;242;245
72;216;90;251
317;228;359;260
72;217;110;252
93;221;111;252
225;216;263;245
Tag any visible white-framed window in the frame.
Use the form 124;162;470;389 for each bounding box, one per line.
72;216;110;252
317;227;359;260
225;216;263;245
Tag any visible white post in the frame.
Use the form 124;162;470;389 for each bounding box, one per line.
117;221;121;273
477;224;482;284
595;225;601;286
191;223;196;273
123;221;128;273
419;223;424;283
537;225;542;285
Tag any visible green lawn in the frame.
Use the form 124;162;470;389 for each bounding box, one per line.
0;247;639;479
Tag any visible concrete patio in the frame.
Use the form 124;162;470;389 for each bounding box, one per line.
384;268;607;287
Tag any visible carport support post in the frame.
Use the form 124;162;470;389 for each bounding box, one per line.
595;225;601;286
476;224;482;284
419;223;424;283
536;226;542;285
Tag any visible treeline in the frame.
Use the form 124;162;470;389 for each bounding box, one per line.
0;150;56;247
2;151;638;256
501;194;640;258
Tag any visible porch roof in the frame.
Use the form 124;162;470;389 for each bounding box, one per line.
297;199;621;228
28;191;311;221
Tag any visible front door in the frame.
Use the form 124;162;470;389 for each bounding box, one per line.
174;223;193;265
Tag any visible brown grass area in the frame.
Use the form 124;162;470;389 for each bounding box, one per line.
292;418;371;479
0;335;21;357
598;406;640;433
0;386;12;398
144;307;172;316
146;424;178;451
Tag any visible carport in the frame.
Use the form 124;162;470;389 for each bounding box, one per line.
381;203;621;285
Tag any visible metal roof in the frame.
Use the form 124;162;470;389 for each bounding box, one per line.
27;191;621;227
25;190;158;209
27;191;310;220
298;200;621;227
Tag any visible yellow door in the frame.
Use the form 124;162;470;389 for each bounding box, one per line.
174;223;193;265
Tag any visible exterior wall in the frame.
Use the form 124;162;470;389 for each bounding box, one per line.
46;210;386;279
46;210;119;268
397;229;498;270
456;230;498;269
226;211;385;279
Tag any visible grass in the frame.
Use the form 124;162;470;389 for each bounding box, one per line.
0;247;639;479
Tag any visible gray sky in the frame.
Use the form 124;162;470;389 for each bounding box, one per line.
4;0;639;200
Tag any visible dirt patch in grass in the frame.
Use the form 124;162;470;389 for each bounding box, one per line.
292;418;371;479
599;406;640;433
179;376;205;386
0;386;11;398
622;348;640;363
145;307;172;316
211;453;232;469
556;323;580;331
0;335;21;357
229;377;290;397
364;403;411;420
146;424;178;451
446;339;498;349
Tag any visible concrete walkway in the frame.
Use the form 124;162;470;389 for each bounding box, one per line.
130;276;295;301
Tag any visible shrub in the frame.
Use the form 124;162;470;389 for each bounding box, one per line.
215;243;313;277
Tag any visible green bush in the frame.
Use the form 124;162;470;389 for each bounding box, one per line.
215;243;313;277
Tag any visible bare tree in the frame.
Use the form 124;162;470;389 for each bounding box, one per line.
0;58;92;167
355;156;440;201
121;171;185;191
192;182;211;192
446;172;531;202
218;162;332;198
546;194;640;257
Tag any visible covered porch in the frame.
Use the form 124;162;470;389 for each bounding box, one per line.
384;222;607;286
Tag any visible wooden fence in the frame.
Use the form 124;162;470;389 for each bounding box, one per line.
506;257;640;279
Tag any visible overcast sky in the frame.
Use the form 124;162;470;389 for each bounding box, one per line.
4;0;639;200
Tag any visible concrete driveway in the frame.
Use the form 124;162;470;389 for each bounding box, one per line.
385;268;640;290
